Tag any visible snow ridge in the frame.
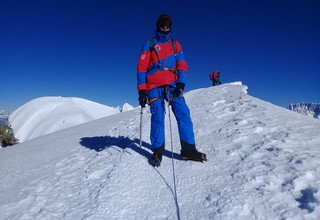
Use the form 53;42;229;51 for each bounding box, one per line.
0;83;320;219
9;97;122;142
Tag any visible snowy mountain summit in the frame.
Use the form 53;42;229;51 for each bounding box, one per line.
288;103;320;119
120;103;135;112
1;82;320;219
9;97;127;142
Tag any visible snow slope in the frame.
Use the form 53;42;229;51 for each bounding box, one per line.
1;83;320;219
9;97;127;142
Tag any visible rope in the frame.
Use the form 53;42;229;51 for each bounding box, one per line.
139;107;143;148
168;100;181;220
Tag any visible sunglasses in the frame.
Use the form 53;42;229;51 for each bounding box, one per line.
159;26;171;32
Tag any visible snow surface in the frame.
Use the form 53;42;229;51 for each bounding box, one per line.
9;97;133;142
1;83;320;219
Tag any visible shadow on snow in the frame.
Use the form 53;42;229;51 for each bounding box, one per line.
79;135;180;161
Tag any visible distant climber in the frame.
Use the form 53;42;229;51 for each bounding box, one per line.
209;70;221;86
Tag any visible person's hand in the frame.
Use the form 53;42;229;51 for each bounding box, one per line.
138;90;147;108
172;83;185;98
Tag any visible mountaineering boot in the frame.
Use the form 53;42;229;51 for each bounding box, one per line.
180;149;207;162
150;145;164;167
180;139;207;162
180;140;206;162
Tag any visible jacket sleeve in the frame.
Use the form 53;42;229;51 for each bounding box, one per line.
136;40;151;91
175;40;188;85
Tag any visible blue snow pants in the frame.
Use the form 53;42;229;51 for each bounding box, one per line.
147;86;195;150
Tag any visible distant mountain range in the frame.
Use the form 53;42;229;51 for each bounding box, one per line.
0;110;10;116
0;110;10;126
288;103;320;119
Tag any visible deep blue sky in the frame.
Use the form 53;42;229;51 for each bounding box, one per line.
1;0;319;111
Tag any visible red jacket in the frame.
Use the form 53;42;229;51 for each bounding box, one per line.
137;31;188;91
209;71;218;80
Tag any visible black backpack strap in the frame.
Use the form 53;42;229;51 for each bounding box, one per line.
171;39;178;61
149;37;161;63
149;37;155;51
171;39;177;54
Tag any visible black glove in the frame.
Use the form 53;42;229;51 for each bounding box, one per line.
138;90;148;108
172;83;185;98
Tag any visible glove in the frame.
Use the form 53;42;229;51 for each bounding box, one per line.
172;83;185;98
138;90;148;108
